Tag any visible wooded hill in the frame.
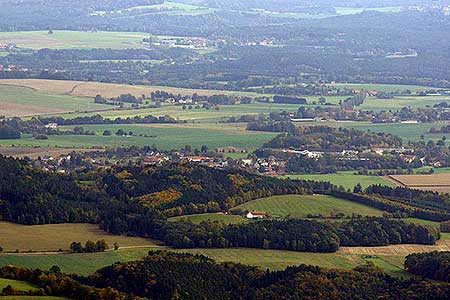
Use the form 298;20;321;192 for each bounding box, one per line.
2;251;450;300
0;155;446;253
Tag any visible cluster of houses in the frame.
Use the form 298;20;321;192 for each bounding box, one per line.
406;4;450;16
143;37;210;50
143;151;229;169
0;43;15;51
0;64;28;72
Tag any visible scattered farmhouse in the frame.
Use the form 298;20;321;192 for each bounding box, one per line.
246;211;268;219
45;123;58;129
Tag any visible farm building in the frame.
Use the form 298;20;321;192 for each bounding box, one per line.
246;211;267;219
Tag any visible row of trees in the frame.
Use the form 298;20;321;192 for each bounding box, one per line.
70;240;109;253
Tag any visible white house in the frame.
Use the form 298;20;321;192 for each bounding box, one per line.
45;123;58;129
246;211;267;219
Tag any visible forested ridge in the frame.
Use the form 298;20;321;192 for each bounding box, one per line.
3;251;450;300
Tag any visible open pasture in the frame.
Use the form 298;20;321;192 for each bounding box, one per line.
179;248;407;277
0;222;161;252
0;247;405;277
0;278;38;292
359;95;450;111
299;121;450;143
117;1;214;16
387;173;450;193
280;172;393;190
0;30;151;50
0;123;277;151
231;194;384;218
0;84;111;117
57;102;302;122
330;83;434;93
0;248;154;276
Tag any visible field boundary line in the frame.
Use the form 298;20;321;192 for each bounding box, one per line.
0;83;40;92
386;175;407;187
66;82;88;95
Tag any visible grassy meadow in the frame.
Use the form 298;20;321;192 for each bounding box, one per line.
0;278;38;292
280;172;394;190
231;194;384;218
0;123;277;151
0;85;111;117
0;222;161;252
0;31;152;49
0;247;408;278
0;248;154;276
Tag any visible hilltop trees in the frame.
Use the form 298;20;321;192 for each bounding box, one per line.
0;124;20;139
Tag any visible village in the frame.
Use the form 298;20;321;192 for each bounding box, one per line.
30;141;442;177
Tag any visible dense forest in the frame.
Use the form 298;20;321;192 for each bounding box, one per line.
164;217;438;251
405;251;450;282
3;251;450;300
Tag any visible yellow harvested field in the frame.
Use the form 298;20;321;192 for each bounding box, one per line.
339;238;450;255
0;101;71;117
0;79;255;99
387;174;450;192
0;221;163;252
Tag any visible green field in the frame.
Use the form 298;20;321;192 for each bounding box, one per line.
231;194;384;218
0;278;38;292
330;83;433;93
180;248;408;276
0;85;111;117
52;101;302;122
292;121;449;144
0;31;152;49
0;124;277;151
0;247;407;277
344;122;450;142
402;218;441;228
0;248;153;276
118;1;214;16
169;213;247;224
280;172;394;190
